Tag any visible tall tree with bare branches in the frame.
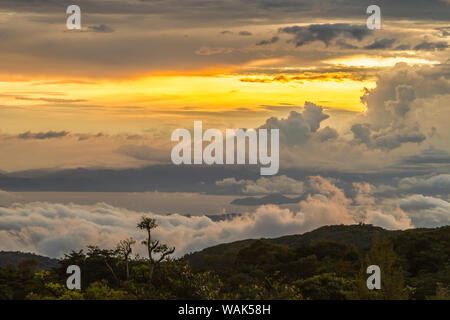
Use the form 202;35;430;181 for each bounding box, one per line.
116;238;135;281
137;216;175;287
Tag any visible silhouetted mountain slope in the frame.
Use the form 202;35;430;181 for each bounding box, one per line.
1;225;448;299
0;251;59;270
0;164;426;193
271;224;396;250
184;224;427;270
183;224;449;299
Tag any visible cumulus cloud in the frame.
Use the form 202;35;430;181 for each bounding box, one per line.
246;64;450;171
398;194;450;227
398;174;450;196
359;64;450;128
313;126;339;142
386;85;416;117
365;209;413;230
2;65;446;180
352;182;375;206
351;179;448;229
259;101;332;145
351;64;450;150
351;123;426;150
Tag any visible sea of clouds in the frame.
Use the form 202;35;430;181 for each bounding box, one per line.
2;176;448;259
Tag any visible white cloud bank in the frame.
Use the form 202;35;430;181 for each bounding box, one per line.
2;176;440;259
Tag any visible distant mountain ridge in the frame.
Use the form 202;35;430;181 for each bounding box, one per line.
0;164;422;193
0;251;59;270
184;224;404;269
231;193;303;205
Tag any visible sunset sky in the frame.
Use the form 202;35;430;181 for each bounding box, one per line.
0;0;448;170
0;0;449;258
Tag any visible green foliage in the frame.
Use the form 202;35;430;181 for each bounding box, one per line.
150;260;223;299
353;238;408;300
224;279;302;300
295;273;354;300
27;271;84;300
0;224;448;300
84;280;129;300
0;259;41;299
393;226;450;299
427;282;450;300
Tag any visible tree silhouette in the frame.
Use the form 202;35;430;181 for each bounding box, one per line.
137;216;175;287
116;238;135;281
87;246;120;286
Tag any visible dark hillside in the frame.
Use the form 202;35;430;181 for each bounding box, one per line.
0;251;59;270
185;224;398;270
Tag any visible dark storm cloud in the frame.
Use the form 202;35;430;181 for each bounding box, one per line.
279;24;371;47
395;44;412;50
351;123;427;151
413;41;449;51
363;38;396;50
256;36;279;46
245;0;308;10
0;1;446;79
75;132;105;141
239;31;252;36
2;0;449;22
0;165;262;192
400;147;450;166
335;40;359;49
87;24;114;33
17;131;69;140
0;157;447;199
436;27;450;37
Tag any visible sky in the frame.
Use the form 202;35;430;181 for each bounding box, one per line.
0;0;449;258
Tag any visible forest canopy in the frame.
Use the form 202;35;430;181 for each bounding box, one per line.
0;222;448;300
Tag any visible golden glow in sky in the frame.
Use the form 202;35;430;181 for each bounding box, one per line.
325;55;440;68
0;74;375;134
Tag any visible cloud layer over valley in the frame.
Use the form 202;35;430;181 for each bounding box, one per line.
2;175;448;258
